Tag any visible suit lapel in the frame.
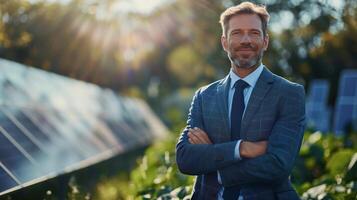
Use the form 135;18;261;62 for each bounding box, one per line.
241;67;275;137
216;75;231;141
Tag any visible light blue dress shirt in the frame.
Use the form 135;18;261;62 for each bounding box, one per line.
217;64;264;200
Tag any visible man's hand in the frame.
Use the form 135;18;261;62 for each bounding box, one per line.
187;127;266;158
240;141;268;158
188;127;212;144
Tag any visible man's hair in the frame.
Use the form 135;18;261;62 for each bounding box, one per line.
219;2;270;37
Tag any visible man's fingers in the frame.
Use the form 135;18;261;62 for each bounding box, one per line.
194;128;212;144
188;134;199;144
188;128;211;144
188;129;206;144
188;131;201;144
191;128;210;144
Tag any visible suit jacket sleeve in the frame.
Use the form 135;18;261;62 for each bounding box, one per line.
218;84;306;186
176;88;240;175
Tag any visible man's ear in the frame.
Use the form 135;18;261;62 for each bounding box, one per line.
221;35;228;51
263;34;269;51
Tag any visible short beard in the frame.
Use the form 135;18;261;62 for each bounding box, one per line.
228;51;263;69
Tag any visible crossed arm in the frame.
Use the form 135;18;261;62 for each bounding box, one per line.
176;85;305;186
188;127;267;159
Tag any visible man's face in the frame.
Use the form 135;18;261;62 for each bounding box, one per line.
221;14;269;69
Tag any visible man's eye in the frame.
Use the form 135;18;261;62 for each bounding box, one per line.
232;32;243;37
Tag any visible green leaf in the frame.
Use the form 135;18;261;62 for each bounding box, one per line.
326;149;354;177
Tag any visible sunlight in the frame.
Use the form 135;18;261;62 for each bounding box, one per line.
28;0;174;15
25;0;180;72
112;0;174;15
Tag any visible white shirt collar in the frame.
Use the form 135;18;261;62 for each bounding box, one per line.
229;64;264;89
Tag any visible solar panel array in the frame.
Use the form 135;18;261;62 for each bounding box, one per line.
0;58;167;195
333;70;357;135
305;79;331;132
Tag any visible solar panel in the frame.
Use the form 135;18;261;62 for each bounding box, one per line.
0;58;167;196
305;79;331;132
333;69;357;135
0;109;45;162
0;163;19;192
0;125;42;182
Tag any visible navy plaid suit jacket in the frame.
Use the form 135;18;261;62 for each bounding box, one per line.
176;67;305;200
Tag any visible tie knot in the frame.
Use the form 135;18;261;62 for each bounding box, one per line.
234;79;249;90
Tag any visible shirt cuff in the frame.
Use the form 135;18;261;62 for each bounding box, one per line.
217;171;222;184
234;140;242;160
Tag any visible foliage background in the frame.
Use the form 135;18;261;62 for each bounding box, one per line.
0;0;357;199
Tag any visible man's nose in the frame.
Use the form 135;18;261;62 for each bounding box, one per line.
239;33;252;44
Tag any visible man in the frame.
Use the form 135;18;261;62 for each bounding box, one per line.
176;2;305;200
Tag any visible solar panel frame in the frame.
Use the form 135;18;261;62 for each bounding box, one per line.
0;162;20;191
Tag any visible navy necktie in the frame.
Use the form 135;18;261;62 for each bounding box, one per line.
230;79;249;140
223;79;249;200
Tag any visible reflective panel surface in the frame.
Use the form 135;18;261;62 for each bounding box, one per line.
306;79;331;132
0;58;167;195
333;70;357;135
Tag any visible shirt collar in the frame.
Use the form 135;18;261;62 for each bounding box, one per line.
229;64;264;89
